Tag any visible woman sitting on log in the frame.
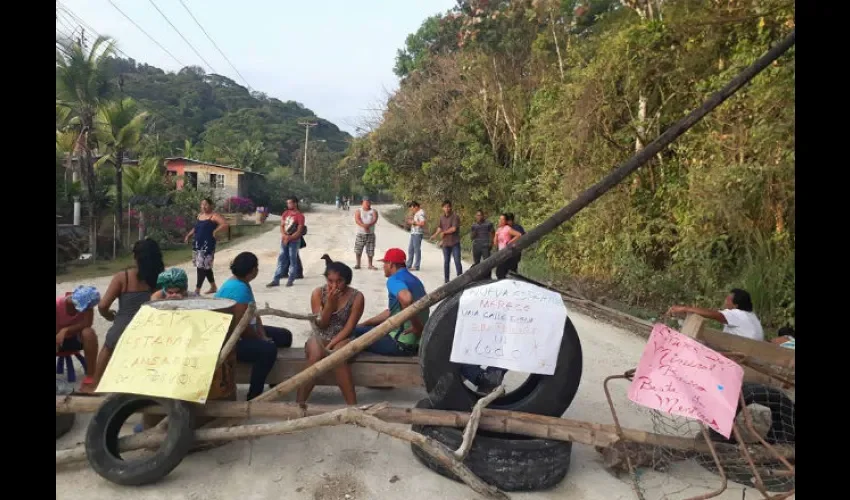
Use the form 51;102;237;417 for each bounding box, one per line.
296;261;364;405
150;268;189;300
216;252;293;400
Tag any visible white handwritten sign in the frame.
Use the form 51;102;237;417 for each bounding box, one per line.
450;280;567;375
628;324;744;439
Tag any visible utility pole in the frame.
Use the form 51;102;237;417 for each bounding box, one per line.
298;121;317;182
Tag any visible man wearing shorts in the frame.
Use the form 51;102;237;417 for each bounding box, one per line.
354;197;379;270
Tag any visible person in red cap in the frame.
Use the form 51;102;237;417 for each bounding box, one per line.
352;248;428;355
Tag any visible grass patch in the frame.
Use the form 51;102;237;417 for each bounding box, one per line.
57;222;277;282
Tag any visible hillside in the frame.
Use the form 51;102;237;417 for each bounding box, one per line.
360;0;795;330
102;57;351;172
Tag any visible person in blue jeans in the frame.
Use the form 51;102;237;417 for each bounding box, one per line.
430;200;463;284
405;201;426;270
267;196;306;288
217;252;293;400
352;248;429;356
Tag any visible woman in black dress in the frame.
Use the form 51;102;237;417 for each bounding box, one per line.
184;197;228;295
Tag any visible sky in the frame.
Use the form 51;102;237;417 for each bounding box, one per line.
56;0;457;135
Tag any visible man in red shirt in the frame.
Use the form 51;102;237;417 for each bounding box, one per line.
268;196;306;288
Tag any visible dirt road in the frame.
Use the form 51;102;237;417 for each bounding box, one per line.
56;204;754;500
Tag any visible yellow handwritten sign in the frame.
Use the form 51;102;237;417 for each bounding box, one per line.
96;305;232;403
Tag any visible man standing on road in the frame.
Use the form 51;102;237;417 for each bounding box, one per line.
405;201;426;271
431;200;463;284
352;248;428;356
667;288;765;341
267;196;306;288
470;209;495;268
354;197;379;270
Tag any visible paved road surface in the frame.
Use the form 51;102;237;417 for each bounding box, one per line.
56;204;756;500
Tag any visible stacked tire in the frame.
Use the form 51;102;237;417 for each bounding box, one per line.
411;279;584;492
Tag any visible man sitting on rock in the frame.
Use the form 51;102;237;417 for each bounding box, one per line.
56;285;101;393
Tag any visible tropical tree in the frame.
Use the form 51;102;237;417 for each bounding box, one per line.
56;36;116;260
95;97;148;233
123;157;168;198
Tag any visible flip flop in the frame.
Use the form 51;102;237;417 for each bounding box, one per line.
354;266;361;270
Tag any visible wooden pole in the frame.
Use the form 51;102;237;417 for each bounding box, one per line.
245;31;797;404
56;397;793;463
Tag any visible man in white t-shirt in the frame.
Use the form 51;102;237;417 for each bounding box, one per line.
667;288;765;341
405;201;426;271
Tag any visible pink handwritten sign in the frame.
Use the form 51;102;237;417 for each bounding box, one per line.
628;324;744;439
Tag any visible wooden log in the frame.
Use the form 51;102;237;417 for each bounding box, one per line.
56;397;794;462
235;347;423;388
236;31;796;405
455;384;506;460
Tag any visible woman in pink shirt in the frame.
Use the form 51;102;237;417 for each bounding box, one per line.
494;213;523;280
56;286;100;393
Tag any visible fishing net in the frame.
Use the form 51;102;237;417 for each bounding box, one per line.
603;374;795;500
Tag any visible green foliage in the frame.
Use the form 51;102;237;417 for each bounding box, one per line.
365;0;796;329
102;58;351;169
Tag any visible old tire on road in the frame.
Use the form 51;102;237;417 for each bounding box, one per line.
85;394;195;486
419;279;583;417
409;398;573;491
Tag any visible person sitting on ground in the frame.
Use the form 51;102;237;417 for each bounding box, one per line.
151;268;190;300
772;326;795;349
91;238;165;391
296;261;365;405
216;252;293;400
56;285;101;393
353;248;428;356
666;288;765;341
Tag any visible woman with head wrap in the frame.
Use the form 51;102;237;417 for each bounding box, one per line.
56;285;101;393
151;268;190;300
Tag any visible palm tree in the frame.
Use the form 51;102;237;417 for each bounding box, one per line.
123;157;168;198
95;97;148;234
56;35;116;261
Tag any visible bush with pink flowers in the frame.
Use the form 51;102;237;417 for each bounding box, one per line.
225;196;256;214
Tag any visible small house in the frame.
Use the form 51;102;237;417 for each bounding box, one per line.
164;157;264;200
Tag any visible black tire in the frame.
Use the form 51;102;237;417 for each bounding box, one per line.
419;279;583;416
85;394;196;486
697;383;795;492
409;398;572;492
709;383;796;444
56;380;75;439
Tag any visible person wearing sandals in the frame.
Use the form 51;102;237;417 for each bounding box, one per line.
353;197;379;270
151;268;190;300
184;197;229;295
296;261;365;405
56;285;101;393
90;238;165;391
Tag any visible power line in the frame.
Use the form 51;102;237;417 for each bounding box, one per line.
57;2;133;60
105;0;186;68
146;0;217;74
177;0;253;90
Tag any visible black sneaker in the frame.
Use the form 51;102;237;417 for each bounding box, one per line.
266;281;279;287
